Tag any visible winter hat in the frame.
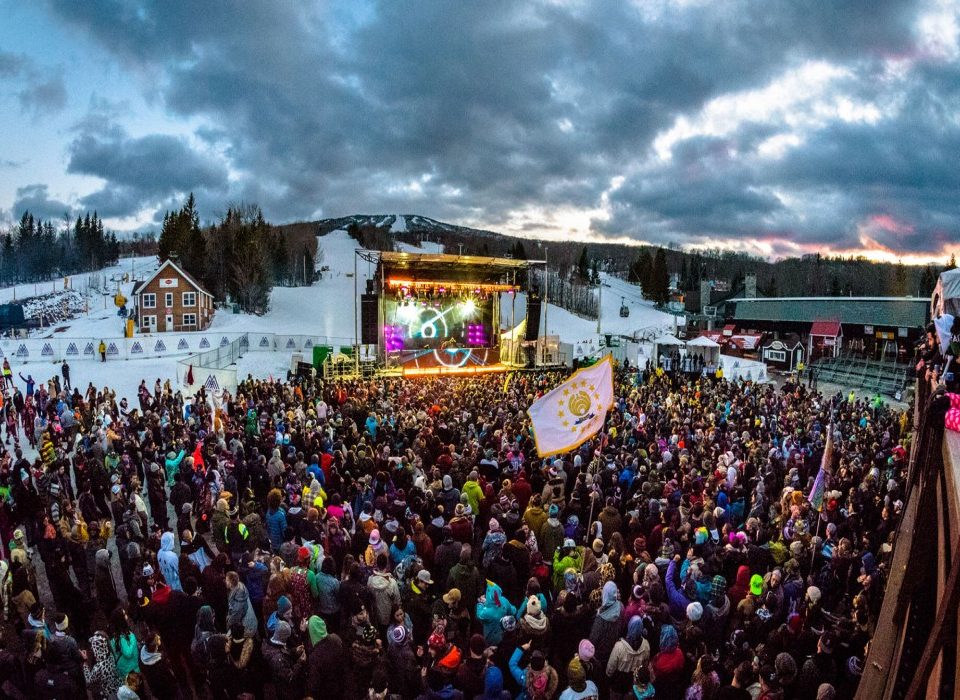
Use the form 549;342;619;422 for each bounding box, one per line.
750;574;764;597
592;538;604;553
687;601;703;622
817;684;837;700
271;620;292;644
530;650;546;671
710;575;727;602
578;639;595;661
694;527;708;546
807;586;822;604
489;518;502;532
567;657;587;692
549;504;559;518
526;595;542;616
469;633;486;656
776;652;798;683
389;624;407;645
369;529;381;545
55;614;69;632
276;596;292;616
500;615;517;633
563;538;576;549
142;564;155;577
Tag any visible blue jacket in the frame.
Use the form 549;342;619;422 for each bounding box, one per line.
665;559;692;620
265;507;287;550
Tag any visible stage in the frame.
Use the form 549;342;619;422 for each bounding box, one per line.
356;249;548;373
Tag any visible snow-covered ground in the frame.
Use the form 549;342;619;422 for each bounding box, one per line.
0;230;695;401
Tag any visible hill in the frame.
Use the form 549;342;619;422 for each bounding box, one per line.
308;214;948;300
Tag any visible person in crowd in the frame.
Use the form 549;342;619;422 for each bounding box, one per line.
0;363;910;699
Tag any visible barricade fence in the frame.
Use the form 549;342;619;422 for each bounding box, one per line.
2;332;357;364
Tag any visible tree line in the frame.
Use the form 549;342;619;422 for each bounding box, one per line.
158;194;316;314
0;211;121;287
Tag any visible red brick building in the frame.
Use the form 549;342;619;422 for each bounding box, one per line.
132;259;214;332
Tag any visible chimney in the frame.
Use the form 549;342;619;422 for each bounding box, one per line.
700;279;711;312
744;273;757;299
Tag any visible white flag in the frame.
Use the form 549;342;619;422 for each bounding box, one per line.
527;355;615;457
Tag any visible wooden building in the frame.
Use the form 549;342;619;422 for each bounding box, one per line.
132;259;214;332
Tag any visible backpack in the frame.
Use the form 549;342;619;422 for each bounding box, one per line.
288;567;314;620
191;631;212;667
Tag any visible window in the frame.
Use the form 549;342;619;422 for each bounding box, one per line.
864;325;874;334
898;327;908;338
182;291;197;307
142;293;156;309
182;313;197;327
165;292;173;308
764;349;786;362
142;315;156;329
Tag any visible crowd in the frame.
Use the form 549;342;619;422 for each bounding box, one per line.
0;358;910;699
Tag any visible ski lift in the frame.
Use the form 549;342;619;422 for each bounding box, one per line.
619;296;630;318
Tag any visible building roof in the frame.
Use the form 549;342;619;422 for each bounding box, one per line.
731;297;928;328
687;335;720;347
136;259;213;298
762;333;803;349
810;320;842;337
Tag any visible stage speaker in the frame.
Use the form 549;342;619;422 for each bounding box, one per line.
360;294;378;345
525;294;542;341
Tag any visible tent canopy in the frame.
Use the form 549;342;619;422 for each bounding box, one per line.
656;334;684;346
686;336;720;348
932;268;960;319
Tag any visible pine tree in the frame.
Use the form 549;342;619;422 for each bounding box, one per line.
948;253;957;271
633;250;653;298
920;265;937;295
651;248;670;305
577;246;590;281
892;260;908;296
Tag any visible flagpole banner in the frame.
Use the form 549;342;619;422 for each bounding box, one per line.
527;355;615;458
808;421;834;512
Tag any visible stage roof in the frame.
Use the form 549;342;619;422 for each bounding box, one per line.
379;251;535;269
375;250;539;285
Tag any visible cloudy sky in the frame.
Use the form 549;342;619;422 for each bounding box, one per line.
1;0;958;262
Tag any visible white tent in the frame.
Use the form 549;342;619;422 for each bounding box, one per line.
932;268;960;319
653;334;684;364
685;335;721;364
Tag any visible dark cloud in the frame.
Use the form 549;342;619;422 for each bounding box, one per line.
32;0;958;256
12;184;73;222
66;118;228;218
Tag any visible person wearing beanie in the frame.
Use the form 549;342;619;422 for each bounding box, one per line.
455;632;490;698
589;581;622;667
262;620;305;698
559;655;599;700
606;615;650;700
687;601;704;623
540;504;565;561
520;593;551;646
509;642;559;700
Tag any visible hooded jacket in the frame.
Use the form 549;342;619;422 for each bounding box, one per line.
158;531;182;592
476;581;516;645
367;570;402;627
606;617;650;688
728;565;752;607
227;582;259;637
80;632;118;699
479;665;511;699
307;616;345;700
589;581;623;664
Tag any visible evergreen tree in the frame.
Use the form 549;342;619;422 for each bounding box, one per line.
948;253;957;271
891;260;908;296
577;246;590;281
920;265;937;295
651;248;670;305
632;250;653;298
